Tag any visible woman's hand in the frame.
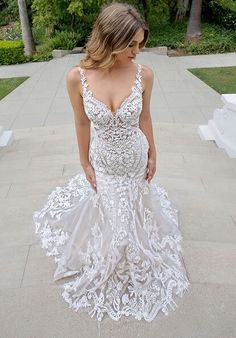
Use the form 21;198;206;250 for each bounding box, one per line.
145;155;156;183
82;162;97;192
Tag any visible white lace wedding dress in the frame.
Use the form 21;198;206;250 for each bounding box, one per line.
33;63;190;322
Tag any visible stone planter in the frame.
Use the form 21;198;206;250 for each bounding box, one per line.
143;46;168;55
198;94;236;158
52;47;84;58
52;49;71;58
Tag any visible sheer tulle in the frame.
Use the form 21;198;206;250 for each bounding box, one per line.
33;63;190;321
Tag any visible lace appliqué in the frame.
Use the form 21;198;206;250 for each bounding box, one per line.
33;63;190;322
33;174;190;322
78;64;148;178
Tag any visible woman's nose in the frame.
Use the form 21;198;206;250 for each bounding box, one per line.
133;45;139;54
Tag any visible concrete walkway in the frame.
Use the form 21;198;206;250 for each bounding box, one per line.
0;52;236;338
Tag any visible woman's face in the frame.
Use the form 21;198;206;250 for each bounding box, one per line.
115;29;145;63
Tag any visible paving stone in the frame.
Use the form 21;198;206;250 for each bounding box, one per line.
11;111;48;129
21;244;56;287
179;209;236;243
0;227;33;248
1;51;236;338
184;240;236;285
0;183;11;198
0;166;63;184
98;283;236;338
157;175;206;192
7;177;68;197
0;285;99;338
0;245;29;289
170;189;236;217
61;162;82;176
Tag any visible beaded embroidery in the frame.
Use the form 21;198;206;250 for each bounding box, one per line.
33;63;190;322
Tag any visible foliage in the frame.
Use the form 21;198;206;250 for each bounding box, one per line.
147;21;186;48
123;0;177;26
202;0;236;30
0;22;22;40
31;0;103;43
31;25;45;44
27;40;53;61
185;23;236;54
147;21;236;55
0;40;25;64
1;0;236;63
0;0;19;25
31;0;180;47
49;30;82;50
147;0;171;28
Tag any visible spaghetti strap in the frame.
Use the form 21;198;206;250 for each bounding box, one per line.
33;58;190;322
78;64;142;95
77;66;88;91
135;63;143;93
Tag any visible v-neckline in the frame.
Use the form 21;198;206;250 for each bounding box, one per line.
80;64;140;118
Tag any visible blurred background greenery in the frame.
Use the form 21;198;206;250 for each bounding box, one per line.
0;0;236;64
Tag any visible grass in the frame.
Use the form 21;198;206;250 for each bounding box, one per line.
0;76;29;100
188;66;236;94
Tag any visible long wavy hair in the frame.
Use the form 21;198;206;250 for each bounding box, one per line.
79;2;149;69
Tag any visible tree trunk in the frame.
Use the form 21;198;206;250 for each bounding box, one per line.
175;0;189;22
186;0;203;41
17;0;36;55
140;0;149;22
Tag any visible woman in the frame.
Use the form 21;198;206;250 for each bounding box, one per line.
33;2;190;322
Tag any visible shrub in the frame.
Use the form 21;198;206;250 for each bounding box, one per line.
147;21;186;48
146;20;236;55
31;0;101;42
0;0;19;26
203;0;236;30
49;30;82;50
0;40;25;65
0;22;22;41
185;23;236;54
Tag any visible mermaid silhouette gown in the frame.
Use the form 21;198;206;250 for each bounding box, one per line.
33;63;190;322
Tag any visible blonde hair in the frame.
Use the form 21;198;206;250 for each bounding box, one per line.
80;2;149;69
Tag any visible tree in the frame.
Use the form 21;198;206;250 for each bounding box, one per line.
186;0;203;41
17;0;36;55
175;0;189;22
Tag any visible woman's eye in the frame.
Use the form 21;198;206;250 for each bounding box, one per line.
129;44;134;48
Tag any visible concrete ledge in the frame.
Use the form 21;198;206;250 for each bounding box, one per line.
52;47;84;58
52;49;71;58
70;47;84;54
144;46;168;55
52;46;168;58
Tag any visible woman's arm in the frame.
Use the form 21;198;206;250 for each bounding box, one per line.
139;65;157;182
66;67;97;191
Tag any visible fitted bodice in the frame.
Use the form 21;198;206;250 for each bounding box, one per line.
34;63;190;323
78;63;143;130
78;64;149;178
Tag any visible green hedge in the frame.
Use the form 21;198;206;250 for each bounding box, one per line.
0;40;25;65
203;0;236;30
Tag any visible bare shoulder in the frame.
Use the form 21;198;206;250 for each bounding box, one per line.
140;64;154;93
66;66;82;93
141;64;154;82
